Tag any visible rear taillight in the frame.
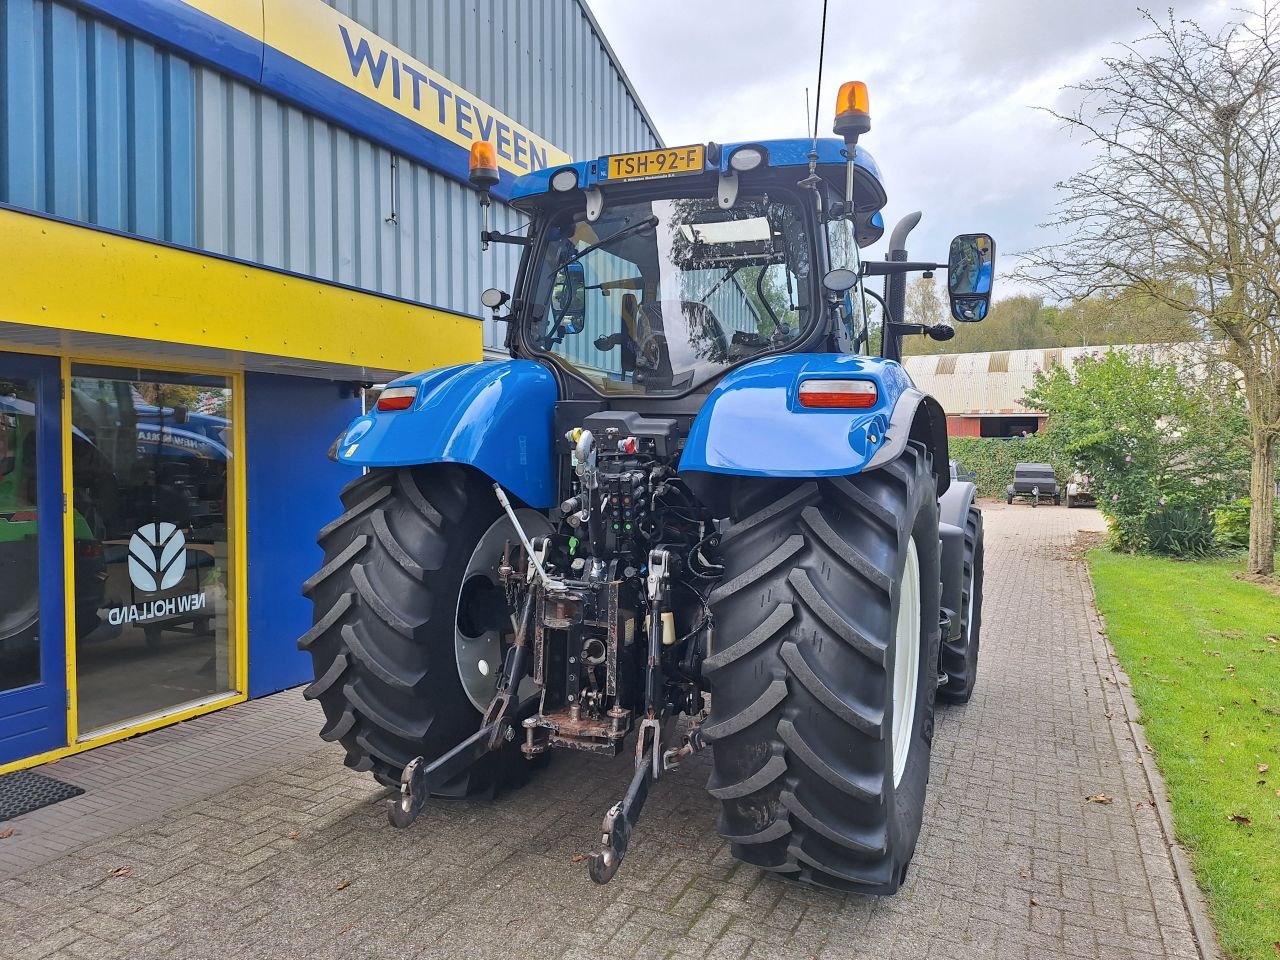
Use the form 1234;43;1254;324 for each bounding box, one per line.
797;379;878;409
376;386;418;412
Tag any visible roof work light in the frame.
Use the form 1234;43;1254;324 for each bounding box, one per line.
469;141;500;190
833;81;870;143
469;141;500;250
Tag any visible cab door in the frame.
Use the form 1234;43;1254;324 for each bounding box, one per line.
0;353;67;765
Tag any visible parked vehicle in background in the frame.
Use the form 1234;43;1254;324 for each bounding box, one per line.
1007;462;1060;506
1065;471;1095;509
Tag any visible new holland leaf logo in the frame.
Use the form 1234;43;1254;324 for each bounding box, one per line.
128;522;187;593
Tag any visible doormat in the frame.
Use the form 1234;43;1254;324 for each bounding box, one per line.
0;770;85;821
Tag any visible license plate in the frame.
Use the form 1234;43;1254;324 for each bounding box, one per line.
604;145;706;182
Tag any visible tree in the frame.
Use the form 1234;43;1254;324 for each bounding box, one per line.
1025;350;1250;552
904;294;1066;355
1022;7;1280;574
1050;285;1201;347
904;275;945;328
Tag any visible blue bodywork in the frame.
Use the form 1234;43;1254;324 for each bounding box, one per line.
337;360;558;508
337;354;926;494
334;139;941;495
680;354;910;477
509;138;882;203
510;138;888;246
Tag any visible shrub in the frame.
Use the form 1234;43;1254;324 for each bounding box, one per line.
1144;503;1218;557
948;435;1070;499
1024;349;1249;554
1214;498;1280;550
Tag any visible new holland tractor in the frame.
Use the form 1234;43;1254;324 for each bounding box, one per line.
301;81;993;894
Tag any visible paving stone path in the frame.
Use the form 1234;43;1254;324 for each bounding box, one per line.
0;502;1208;959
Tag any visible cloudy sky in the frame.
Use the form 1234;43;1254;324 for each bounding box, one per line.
585;0;1238;297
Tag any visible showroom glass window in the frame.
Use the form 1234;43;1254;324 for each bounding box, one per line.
70;366;236;735
0;377;41;693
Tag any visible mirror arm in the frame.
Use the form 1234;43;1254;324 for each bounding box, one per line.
861;259;943;277
480;230;531;247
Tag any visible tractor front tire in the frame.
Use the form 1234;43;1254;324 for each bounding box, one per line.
939;505;984;705
300;465;529;795
703;442;941;894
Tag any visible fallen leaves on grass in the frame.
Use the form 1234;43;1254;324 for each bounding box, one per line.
1085;793;1114;804
335;880;351;891
1226;813;1253;826
107;866;131;878
1259;763;1271;774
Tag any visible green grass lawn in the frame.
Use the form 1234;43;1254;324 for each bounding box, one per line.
1088;551;1280;960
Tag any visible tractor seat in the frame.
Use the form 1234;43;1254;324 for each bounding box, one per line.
631;301;729;386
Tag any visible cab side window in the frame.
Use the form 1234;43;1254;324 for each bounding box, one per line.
827;218;869;351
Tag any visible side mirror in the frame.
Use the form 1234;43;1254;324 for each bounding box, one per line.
822;268;858;294
946;233;995;322
551;262;587;336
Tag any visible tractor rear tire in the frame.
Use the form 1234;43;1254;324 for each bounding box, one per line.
300;465;530;795
938;505;983;705
703;442;941;894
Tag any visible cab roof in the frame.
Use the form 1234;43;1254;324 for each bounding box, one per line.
510;138;888;246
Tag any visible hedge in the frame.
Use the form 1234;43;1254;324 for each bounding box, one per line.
948;436;1073;499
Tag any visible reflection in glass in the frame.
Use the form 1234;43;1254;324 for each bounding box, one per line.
0;378;41;693
530;195;814;395
947;234;994;296
70;367;235;734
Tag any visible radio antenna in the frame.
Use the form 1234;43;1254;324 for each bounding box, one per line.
805;87;812;141
800;0;830;189
810;0;829;154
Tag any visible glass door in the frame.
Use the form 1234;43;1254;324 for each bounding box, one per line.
69;365;237;737
0;353;67;765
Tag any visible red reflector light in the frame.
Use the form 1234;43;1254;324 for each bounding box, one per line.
9;511;37;522
798;379;878;409
376;386;418;412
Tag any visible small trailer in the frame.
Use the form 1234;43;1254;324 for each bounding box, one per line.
1006;462;1060;506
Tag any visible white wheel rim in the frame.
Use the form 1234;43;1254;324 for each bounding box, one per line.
891;537;921;788
454;509;550;712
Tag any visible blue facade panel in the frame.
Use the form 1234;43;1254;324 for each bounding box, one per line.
244;373;360;698
0;0;196;244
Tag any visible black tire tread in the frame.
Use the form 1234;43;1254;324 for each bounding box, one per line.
301;466;504;791
705;443;941;894
939;505;983;704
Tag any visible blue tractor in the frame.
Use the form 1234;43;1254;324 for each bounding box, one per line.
302;82;992;893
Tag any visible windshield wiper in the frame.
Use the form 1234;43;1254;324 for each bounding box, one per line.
699;263;743;304
553;215;658;273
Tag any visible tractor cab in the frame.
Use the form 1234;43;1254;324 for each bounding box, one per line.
494;139;886;400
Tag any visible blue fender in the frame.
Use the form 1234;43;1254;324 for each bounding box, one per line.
680;353;940;480
334;360;558;508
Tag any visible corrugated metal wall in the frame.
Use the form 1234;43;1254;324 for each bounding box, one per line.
3;0;660;352
0;0;196;244
195;0;659;348
318;0;658;165
193;71;527;347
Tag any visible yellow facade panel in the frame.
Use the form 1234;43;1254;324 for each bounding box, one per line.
0;209;481;376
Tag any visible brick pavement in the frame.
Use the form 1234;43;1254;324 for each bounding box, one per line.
0;502;1209;959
